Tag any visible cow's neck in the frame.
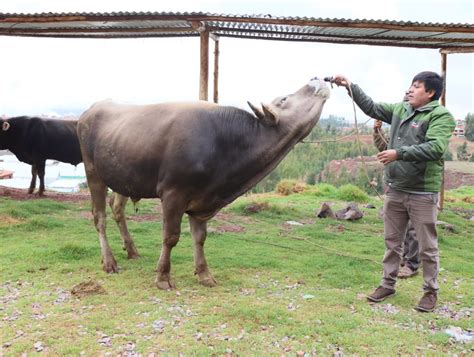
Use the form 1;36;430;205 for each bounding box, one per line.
221;117;316;205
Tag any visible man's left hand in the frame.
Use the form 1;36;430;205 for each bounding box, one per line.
377;149;398;165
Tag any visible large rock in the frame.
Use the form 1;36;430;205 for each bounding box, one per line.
335;203;364;221
316;202;336;219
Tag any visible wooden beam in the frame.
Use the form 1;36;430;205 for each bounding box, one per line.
0;26;196;35
213;36;220;103
440;47;474;54
199;26;209;101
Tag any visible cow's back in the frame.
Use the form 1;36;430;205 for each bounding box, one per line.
77;100;267;203
2;116;82;166
33;119;82;165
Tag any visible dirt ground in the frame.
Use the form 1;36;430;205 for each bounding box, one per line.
0;185;91;202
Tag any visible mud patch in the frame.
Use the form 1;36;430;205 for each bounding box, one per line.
71;280;106;298
216;224;246;233
244;201;270;214
0;185;90;202
127;214;160;222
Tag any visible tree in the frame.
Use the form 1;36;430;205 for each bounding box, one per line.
443;149;453;161
457;142;470;161
464;112;474;141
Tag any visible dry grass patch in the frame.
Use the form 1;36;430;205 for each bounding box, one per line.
0;214;23;227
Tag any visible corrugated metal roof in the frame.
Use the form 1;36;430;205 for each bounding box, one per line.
0;11;473;51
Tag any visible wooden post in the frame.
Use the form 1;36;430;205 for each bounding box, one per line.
439;51;447;211
213;36;220;103
440;52;447;106
199;27;210;101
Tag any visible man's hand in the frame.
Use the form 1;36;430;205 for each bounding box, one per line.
332;74;351;88
377;149;398;165
374;120;383;130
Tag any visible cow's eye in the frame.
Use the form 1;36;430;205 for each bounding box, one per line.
280;97;287;104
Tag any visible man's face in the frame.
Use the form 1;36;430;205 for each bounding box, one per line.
407;81;435;109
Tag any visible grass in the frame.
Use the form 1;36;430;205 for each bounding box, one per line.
1;185;473;355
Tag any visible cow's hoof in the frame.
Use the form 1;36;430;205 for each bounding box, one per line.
199;277;217;287
156;279;176;290
102;259;119;273
127;251;140;259
197;271;217;287
123;243;140;259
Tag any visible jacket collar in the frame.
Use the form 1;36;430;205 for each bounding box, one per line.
404;100;439;119
415;100;440;112
403;100;440;117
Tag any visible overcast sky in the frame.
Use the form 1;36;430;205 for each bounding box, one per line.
0;0;473;122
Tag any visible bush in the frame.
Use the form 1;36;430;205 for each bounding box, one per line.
336;184;369;202
457;142;470;161
275;179;306;196
443;149;453;161
308;183;337;197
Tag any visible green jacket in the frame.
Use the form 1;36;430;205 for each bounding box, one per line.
350;83;455;193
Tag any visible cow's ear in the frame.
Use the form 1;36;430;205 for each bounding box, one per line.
247;101;265;120
261;103;279;126
2;121;10;131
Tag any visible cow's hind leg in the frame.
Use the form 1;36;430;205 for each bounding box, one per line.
89;176;118;273
155;191;186;290
37;161;46;196
28;164;38;194
109;193;140;259
189;216;216;287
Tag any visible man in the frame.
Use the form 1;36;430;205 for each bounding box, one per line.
333;71;455;312
373;94;420;280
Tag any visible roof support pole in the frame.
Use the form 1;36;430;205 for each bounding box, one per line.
199;27;210;101
212;35;220;103
439;51;447;210
440;52;447;106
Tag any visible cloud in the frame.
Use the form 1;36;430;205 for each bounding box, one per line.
0;0;472;120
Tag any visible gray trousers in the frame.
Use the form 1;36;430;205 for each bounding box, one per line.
403;221;420;271
381;188;439;292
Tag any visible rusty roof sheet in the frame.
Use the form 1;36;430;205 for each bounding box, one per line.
0;11;473;51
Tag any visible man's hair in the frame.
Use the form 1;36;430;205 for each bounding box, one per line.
412;71;444;100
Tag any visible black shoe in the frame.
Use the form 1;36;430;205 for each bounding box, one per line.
367;286;396;302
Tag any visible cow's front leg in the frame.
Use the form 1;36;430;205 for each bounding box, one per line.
155;193;185;290
109;193;139;259
28;164;38;194
189;215;216;287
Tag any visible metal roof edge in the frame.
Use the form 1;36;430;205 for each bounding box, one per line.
0;11;472;28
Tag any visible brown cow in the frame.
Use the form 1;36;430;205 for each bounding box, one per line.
77;78;330;289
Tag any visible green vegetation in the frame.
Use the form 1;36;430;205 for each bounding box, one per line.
336;184;369;202
253;118;378;193
464;112;474;141
1;186;473;355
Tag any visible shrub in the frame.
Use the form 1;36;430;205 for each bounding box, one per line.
275;179;306;196
309;183;337;197
336;184;369;202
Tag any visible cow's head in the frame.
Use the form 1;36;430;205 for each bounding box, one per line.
247;77;330;131
2;121;10;131
0;120;12;150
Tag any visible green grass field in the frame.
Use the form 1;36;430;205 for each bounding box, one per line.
1;185;473;355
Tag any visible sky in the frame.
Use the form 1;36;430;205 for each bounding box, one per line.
0;0;473;122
